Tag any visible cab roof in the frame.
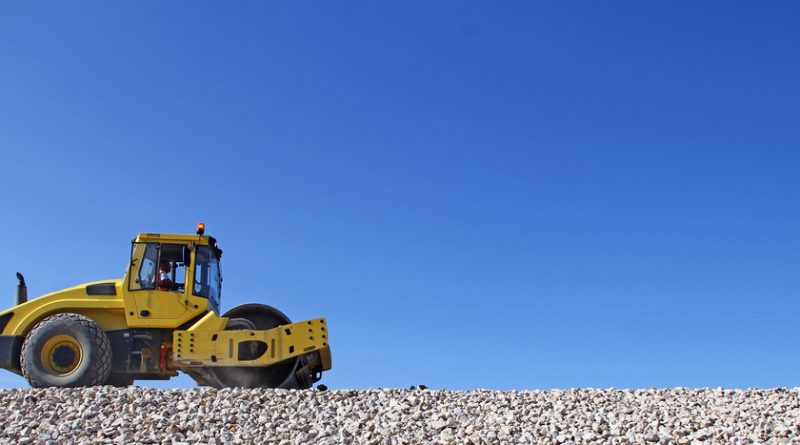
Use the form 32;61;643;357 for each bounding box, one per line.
134;233;214;244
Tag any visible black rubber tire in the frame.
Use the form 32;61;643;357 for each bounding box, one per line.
20;313;112;388
207;304;306;389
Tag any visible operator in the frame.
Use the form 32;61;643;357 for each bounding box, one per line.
156;261;181;292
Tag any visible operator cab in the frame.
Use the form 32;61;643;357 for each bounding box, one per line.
127;224;222;318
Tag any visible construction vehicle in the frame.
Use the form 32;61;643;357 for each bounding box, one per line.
0;224;331;388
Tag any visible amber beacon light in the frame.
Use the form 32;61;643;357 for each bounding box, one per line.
196;222;205;235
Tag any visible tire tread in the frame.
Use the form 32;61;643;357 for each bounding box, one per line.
20;313;112;387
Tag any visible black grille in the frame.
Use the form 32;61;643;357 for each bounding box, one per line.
86;283;117;296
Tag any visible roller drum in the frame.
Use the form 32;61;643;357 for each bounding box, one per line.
206;304;308;389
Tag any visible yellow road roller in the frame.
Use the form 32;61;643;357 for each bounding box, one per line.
0;224;331;388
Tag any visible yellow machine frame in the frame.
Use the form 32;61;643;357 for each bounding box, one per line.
174;314;330;367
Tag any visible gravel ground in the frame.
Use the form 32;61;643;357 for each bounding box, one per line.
1;387;799;444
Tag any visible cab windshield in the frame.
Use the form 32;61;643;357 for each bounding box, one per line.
193;245;221;313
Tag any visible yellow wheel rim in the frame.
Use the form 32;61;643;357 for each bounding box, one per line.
40;335;83;375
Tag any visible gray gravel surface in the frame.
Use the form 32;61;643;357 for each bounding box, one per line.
1;387;799;444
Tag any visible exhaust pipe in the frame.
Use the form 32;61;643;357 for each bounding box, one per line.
15;272;27;306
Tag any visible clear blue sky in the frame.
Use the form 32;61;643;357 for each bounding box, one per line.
1;2;799;390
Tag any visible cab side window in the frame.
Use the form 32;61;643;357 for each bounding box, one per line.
156;244;188;293
193;245;221;312
130;243;159;291
193;246;210;297
129;243;187;292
